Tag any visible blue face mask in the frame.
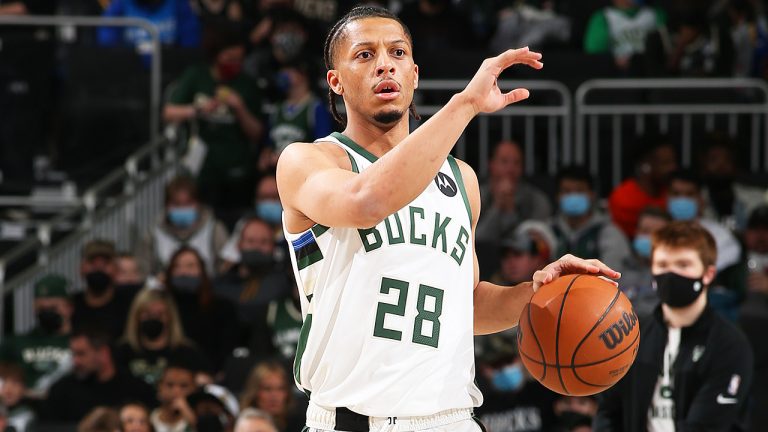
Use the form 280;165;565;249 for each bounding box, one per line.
560;193;590;217
668;197;698;221
491;363;525;392
257;200;283;224
275;71;293;95
633;234;652;258
168;207;198;228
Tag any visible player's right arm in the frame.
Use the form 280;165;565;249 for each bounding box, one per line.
278;48;543;231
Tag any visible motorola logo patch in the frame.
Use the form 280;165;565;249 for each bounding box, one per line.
434;172;457;197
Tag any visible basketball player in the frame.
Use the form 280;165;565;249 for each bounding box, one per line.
276;6;620;432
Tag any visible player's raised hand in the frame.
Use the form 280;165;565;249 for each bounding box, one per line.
532;254;621;292
460;47;543;115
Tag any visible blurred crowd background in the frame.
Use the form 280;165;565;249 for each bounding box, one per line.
1;0;768;431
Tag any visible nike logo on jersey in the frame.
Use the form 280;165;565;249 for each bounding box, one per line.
716;394;738;405
434;172;457;197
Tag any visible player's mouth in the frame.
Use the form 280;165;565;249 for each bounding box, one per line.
373;80;401;101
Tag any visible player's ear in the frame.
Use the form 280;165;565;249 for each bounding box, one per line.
327;70;343;95
702;264;717;286
413;64;419;89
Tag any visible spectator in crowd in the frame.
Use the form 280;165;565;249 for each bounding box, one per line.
0;364;35;432
150;363;197;432
137;175;229;277
78;407;120;432
72;239;139;340
594;222;753;431
0;404;7;432
0;275;73;398
239;361;304;432
164;25;265;212
97;0;201;50
234;408;277;432
190;0;255;31
474;329;558;432
219;174;286;270
115;289;210;386
116;252;148;292
728;0;768;77
644;6;735;77
398;0;476;54
551;395;597;432
617;206;672;317
551;165;631;270
698;134;768;231
215;218;291;336
44;328;156;423
476;140;552;247
119;402;152;432
666;170;743;271
584;0;666;70
247;279;303;364
261;61;333;168
744;204;768;300
164;247;239;371
609;138;677;238
490;221;556;286
488;1;571;55
739;204;768;432
187;385;239;432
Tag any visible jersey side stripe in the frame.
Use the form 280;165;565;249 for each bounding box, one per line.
447;155;473;224
292;231;324;270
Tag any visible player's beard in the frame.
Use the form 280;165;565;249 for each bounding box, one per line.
373;109;404;125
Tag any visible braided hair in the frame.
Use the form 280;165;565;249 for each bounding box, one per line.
323;6;421;127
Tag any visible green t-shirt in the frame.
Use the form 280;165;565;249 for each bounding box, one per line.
169;65;263;176
584;6;667;55
0;328;71;391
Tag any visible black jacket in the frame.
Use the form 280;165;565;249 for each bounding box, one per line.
594;305;754;432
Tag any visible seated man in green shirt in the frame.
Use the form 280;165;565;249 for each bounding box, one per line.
164;24;265;213
584;0;666;69
0;275;73;398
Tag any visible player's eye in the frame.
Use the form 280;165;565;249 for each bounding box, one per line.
357;51;372;59
393;48;405;56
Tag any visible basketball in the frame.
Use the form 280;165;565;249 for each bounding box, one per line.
517;274;640;396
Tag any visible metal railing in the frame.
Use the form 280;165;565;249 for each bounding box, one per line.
0;138;181;338
575;78;768;187
413;80;572;178
0;15;162;139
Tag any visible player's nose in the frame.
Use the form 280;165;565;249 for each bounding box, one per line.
376;59;395;77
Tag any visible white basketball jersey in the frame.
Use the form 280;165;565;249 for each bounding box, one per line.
284;132;482;417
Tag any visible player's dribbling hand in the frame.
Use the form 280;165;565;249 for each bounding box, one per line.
460;47;543;115
532;254;621;292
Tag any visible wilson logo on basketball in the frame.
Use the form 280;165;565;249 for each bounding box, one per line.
598;310;638;350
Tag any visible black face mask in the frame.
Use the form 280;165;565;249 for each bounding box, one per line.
85;271;112;295
196;414;225;432
116;282;145;292
139;318;165;341
240;249;274;274
652;271;706;308
171;275;201;293
37;308;63;333
557;410;593;429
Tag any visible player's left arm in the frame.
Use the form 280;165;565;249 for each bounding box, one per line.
455;160;621;335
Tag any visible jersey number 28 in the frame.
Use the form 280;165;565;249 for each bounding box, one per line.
373;277;444;348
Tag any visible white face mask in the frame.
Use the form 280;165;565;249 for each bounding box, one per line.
747;253;768;273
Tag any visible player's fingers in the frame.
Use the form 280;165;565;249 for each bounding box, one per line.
532;270;552;292
502;88;530;105
495;47;543;69
585;258;622;279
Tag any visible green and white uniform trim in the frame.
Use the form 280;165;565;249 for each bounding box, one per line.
284;133;481;417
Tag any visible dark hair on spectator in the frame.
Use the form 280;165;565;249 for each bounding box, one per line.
556;165;594;190
633;134;676;164
164;246;214;311
202;24;246;63
323;6;420;126
729;0;757;21
164;175;199;206
162;358;199;377
638;205;672;222
669;169;703;190
0;362;25;383
71;326;113;351
491;139;523;159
